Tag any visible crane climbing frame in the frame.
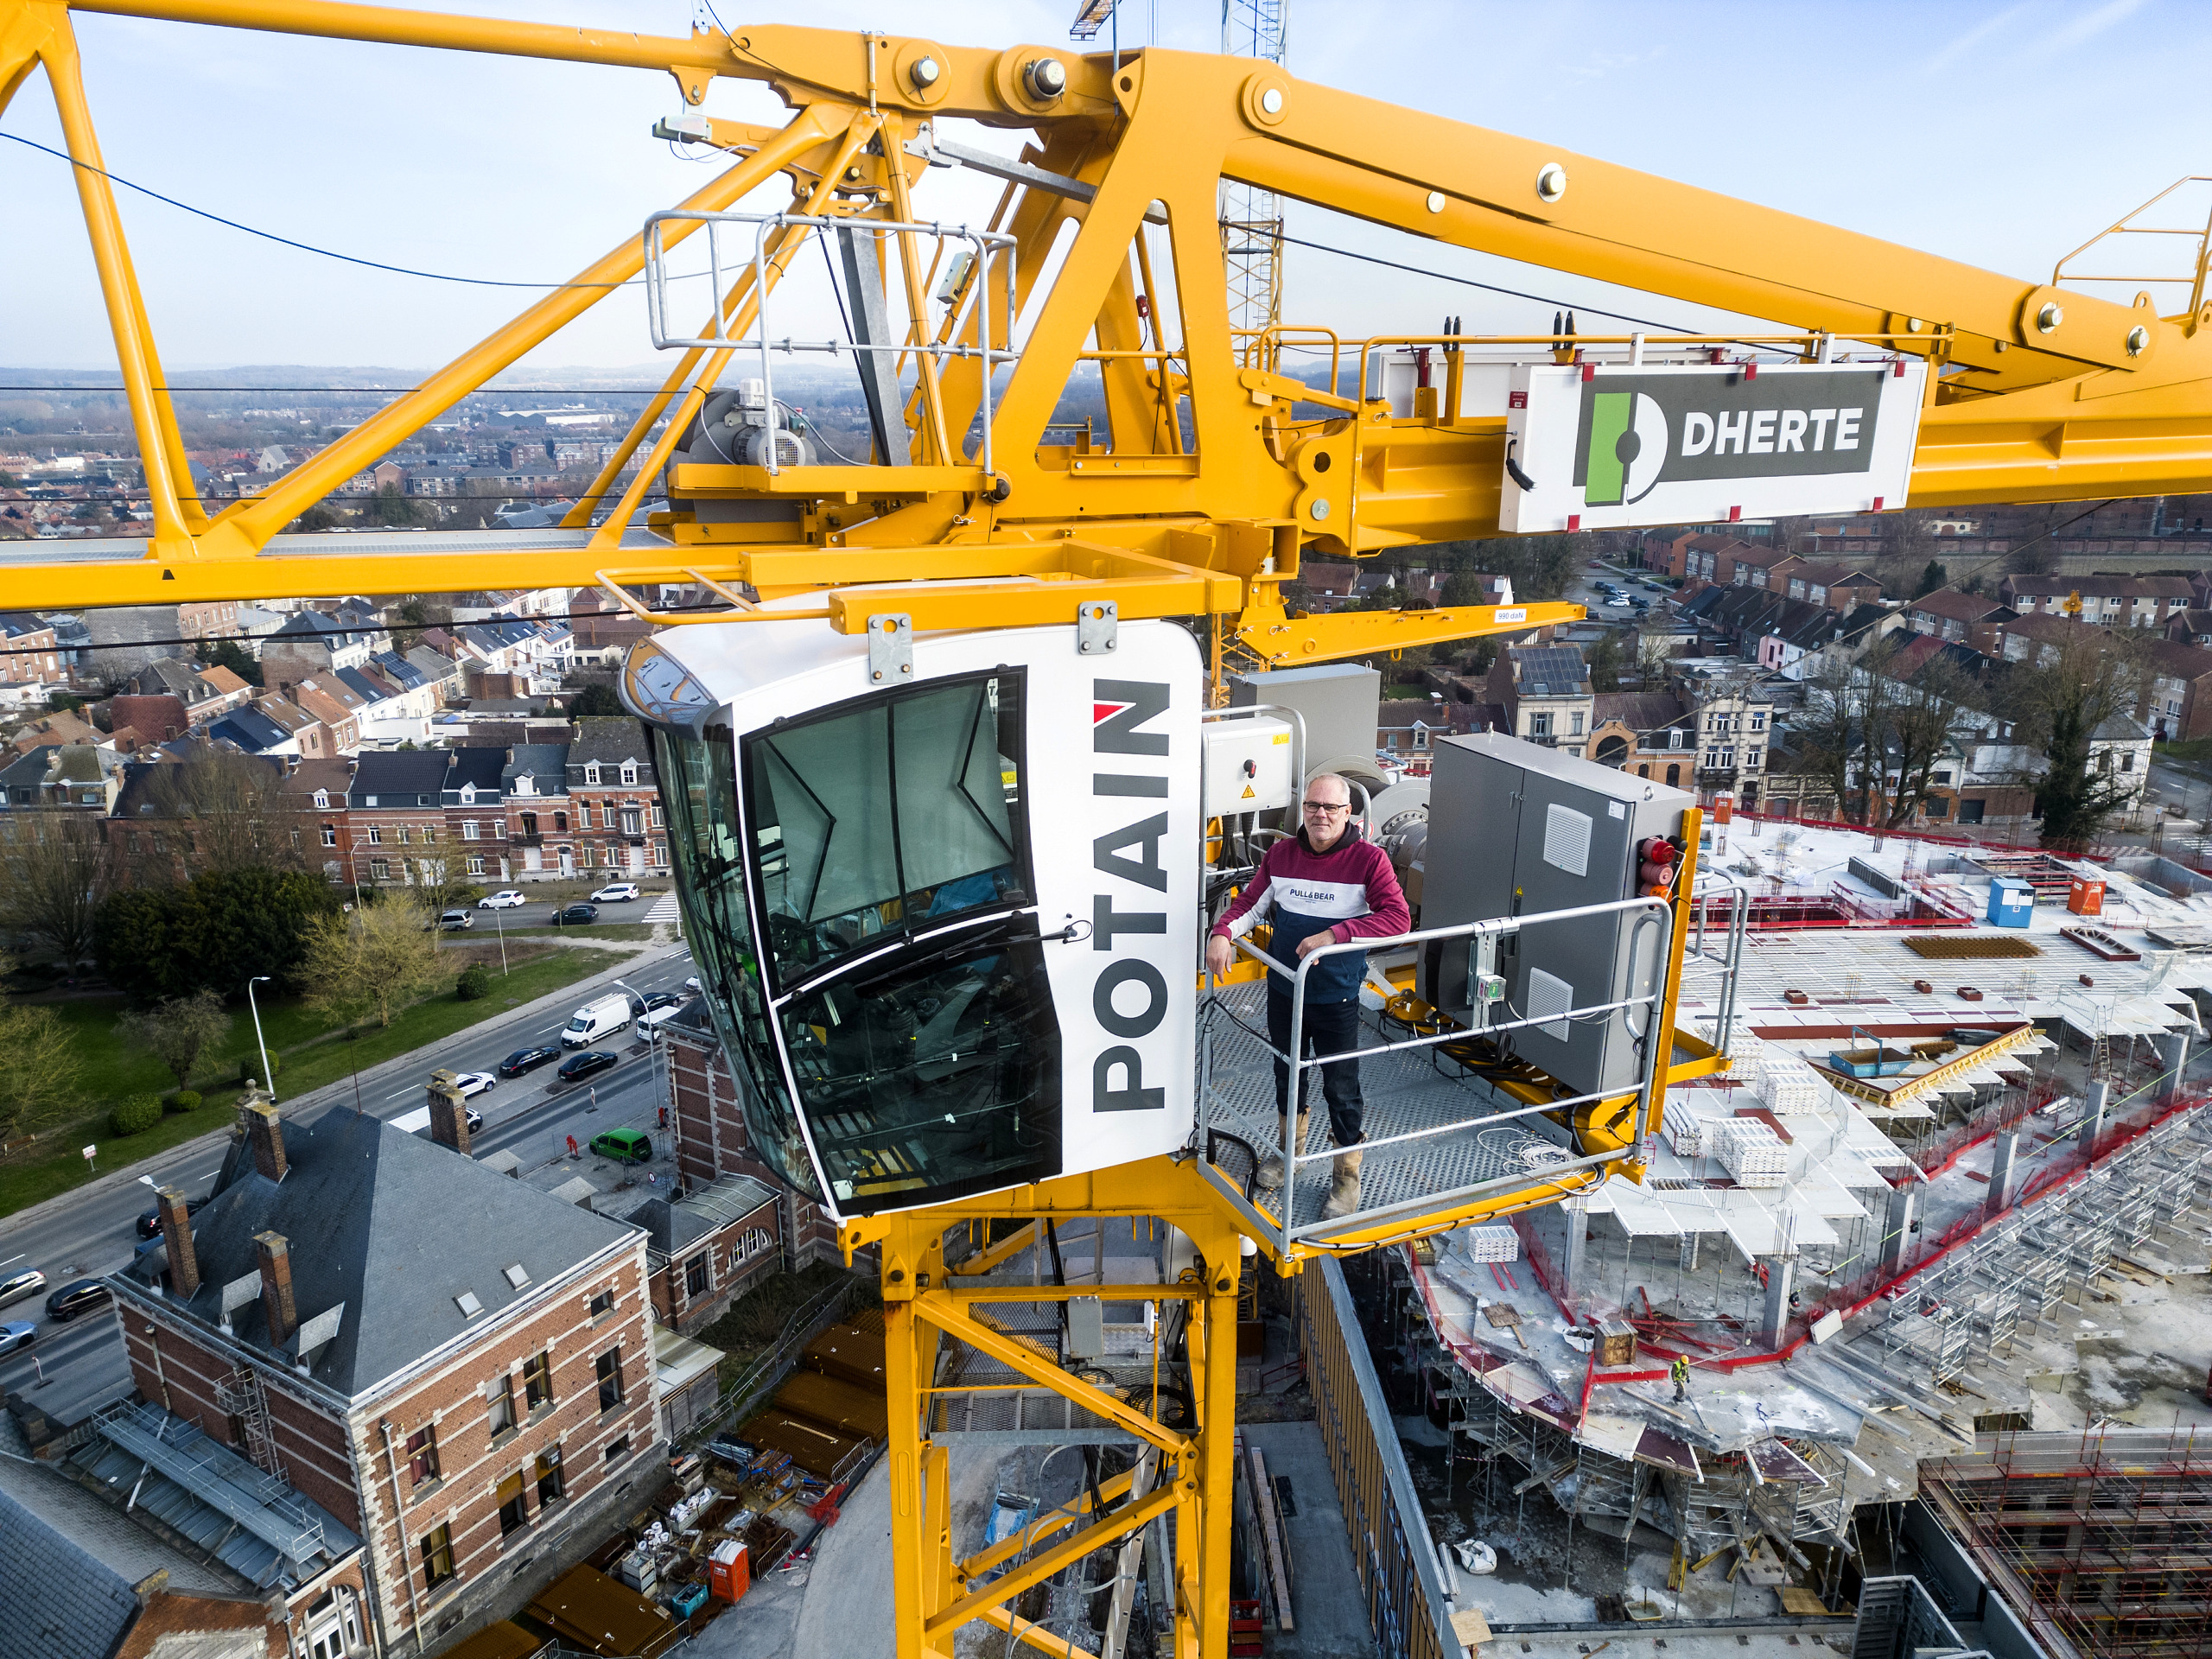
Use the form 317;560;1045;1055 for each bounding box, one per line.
7;8;2212;1659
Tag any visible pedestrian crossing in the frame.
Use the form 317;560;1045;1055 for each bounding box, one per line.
645;889;681;925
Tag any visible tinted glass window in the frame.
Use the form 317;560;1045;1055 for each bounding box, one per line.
779;912;1060;1209
746;674;1027;989
652;721;822;1201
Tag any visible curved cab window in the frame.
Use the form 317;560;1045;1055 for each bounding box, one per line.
746;673;1029;991
651;721;822;1200
781;912;1062;1206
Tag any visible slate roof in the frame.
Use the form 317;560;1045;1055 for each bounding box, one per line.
1910;588;2006;623
0;1478;151;1659
1506;645;1590;696
1592;691;1685;733
137;1111;639;1398
348;748;450;807
502;741;569;793
335;665;399;705
567;715;653;779
623;1172;778;1257
442;745;508;803
204;706;291;753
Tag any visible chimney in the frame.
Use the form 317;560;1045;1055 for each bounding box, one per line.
255;1231;297;1348
427;1078;471;1155
156;1186;200;1300
245;1102;287;1182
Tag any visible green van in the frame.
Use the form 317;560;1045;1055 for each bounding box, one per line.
589;1128;652;1165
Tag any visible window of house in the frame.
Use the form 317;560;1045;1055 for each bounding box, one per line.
589;1289;615;1318
462;821;478;840
423;825;438;842
1933;771;1953;784
652;842;667;865
535;1446;565;1506
487;1374;517;1437
404;1423;439;1486
496;1471;529;1537
684;1253;710;1297
467;855;486;876
1413;728;1429;750
1750;712;1767;732
370;859;390;881
312;790;329;809
1721;749;1736;768
1745;748;1762;768
1569;713;1584;736
576;805;594;830
1666;765;1681;787
604;1434;632;1466
586;764;602;784
620;764;638;785
1529;712;1552;737
1924;798;1951;817
321;825;337;847
2122;752;2135;772
652;805;664;827
366;826;383;844
523;1351;555;1410
514;775;533;796
555;812;569;833
395;828;410;845
420;1522;455;1589
596;1348;625;1411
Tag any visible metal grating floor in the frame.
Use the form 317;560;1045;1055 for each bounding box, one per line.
1199;982;1568;1234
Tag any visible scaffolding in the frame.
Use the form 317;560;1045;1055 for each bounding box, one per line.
1923;1426;2212;1659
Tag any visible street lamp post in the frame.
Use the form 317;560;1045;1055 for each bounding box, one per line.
493;900;509;976
611;977;668;1135
246;976;276;1103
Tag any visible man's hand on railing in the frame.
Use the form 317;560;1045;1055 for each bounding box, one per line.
1205;934;1235;982
1293;930;1338;961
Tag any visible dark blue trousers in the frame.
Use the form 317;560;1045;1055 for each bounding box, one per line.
1266;985;1364;1148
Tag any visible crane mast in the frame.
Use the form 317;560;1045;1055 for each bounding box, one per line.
7;8;2212;1659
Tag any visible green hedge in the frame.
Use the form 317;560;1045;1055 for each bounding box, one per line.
455;966;492;1001
110;1095;163;1136
168;1090;202;1113
240;1052;280;1084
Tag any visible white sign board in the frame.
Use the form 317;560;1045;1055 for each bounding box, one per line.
1499;359;1926;532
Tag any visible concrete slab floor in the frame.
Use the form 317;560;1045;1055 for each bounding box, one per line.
1493;1629;1855;1659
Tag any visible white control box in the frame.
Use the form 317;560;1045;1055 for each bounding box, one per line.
1202;715;1295;818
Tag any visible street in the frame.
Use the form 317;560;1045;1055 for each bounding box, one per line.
0;944;700;1420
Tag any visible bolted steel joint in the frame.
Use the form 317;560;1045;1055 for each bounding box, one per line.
2037;300;2064;334
1022;57;1066;101
909;54;941;90
2126;324;2150;357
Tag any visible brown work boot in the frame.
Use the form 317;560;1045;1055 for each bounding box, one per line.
1321;1148;1364;1220
1257;1110;1309;1187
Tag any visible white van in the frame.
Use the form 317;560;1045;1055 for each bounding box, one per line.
561;992;632;1048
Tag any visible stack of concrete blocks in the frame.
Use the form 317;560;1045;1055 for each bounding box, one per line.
1712;1118;1789;1187
1459;1225;1520;1263
1663;1095;1714;1157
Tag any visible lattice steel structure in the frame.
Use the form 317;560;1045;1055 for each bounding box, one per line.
1924;1427;2212;1659
1218;0;1289;365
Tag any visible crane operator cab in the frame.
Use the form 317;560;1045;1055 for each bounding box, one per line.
622;608;1202;1224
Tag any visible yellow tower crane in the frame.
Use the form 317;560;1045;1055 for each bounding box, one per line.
5;8;2212;1659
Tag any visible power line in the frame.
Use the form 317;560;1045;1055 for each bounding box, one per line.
0;130;704;290
1268;229;1695;334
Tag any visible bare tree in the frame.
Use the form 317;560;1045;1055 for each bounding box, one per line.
2009;632;2145;852
298;899;442;1028
0;812;116;969
138;749;305;878
1878;660;1980;829
1796;653;1862;823
115;989;234;1089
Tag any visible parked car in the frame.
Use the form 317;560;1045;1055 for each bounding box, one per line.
498;1045;560;1079
550;903;601;927
438;910;474;931
135;1194;207;1240
0;1320;34;1358
448;1071;495;1099
589;1127;652;1164
466;1105;484;1135
46;1279;111;1323
477;890;526;909
640;991;683;1014
561;992;631;1048
683;976;702;995
557;1050;620;1084
0;1269;46;1312
590;882;641;902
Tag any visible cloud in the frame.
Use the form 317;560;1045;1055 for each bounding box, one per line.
1924;2;2037;73
2027;0;2152;58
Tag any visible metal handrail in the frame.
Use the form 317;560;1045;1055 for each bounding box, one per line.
642;210;1020;475
1207;891;1676;1250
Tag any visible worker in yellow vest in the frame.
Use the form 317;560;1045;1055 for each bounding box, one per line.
1671;1354;1692;1404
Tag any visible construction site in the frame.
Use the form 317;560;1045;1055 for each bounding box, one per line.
5;3;2212;1659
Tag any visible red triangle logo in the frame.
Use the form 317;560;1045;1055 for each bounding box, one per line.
1093;700;1134;726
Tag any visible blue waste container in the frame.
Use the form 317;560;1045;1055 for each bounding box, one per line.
1986;878;2035;927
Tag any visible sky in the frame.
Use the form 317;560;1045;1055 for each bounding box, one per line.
3;0;2207;380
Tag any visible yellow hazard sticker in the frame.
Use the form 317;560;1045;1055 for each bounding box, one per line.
1272;733;1290;744
1241;785;1256;798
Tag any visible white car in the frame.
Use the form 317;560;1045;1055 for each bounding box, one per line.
590;882;642;903
478;890;525;909
450;1071;496;1099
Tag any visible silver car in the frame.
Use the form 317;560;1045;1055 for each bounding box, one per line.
0;1320;33;1358
0;1268;47;1312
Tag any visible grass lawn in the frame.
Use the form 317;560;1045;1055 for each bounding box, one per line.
0;948;609;1219
2155;738;2212;768
1380;684;1433;701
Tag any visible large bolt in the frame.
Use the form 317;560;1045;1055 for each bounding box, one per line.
909;54;941;91
2037;301;2064;334
2127;324;2149;357
1023;57;1066;100
1259;86;1284;116
1536;162;1568;203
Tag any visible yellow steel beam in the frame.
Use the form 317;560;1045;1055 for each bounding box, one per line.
947;1282;1202;1303
909;1289;1192;1460
944;1220;1039;1280
924;1483;1183;1646
957;1465;1141;1586
1236;601;1584;668
977;1608;1100;1659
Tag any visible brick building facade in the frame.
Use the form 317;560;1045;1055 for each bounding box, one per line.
112;1103;660;1656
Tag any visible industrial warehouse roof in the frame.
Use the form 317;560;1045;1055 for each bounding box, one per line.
125;1112;639;1398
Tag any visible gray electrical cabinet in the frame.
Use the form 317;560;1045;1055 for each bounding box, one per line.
1417;732;1691;1102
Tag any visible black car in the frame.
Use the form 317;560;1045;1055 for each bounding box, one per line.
499;1045;561;1079
47;1279;111;1323
556;1049;619;1084
640;991;683;1014
550;903;601;926
135;1193;207;1240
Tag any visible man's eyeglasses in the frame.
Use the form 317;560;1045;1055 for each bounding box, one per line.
1301;800;1351;815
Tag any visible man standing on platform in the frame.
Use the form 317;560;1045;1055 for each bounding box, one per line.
1205;772;1409;1221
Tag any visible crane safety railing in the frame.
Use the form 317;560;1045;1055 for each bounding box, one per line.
1205;891;1683;1254
641;209;1019;475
